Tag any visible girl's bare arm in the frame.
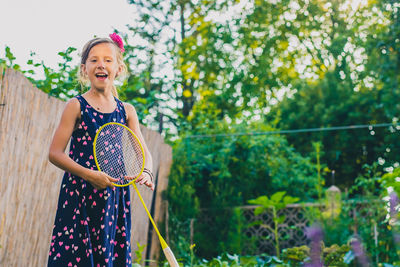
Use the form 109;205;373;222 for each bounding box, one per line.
49;98;117;189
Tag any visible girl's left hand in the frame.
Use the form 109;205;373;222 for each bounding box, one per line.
136;172;155;190
125;173;154;191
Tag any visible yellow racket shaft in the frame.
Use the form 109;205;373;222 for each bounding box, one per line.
132;183;179;267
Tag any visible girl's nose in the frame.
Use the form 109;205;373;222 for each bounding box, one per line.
97;60;106;69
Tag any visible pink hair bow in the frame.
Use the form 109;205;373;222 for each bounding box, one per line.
109;33;125;53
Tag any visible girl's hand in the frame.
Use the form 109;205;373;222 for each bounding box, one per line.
132;173;155;191
85;170;119;190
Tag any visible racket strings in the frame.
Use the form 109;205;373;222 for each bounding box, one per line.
94;124;144;185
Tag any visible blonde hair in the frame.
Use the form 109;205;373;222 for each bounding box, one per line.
78;37;128;97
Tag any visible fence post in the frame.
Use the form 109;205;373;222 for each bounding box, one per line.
326;185;341;220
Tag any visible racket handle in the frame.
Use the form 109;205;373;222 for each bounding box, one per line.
163;246;179;267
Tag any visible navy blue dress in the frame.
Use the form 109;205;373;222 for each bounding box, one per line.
48;95;132;267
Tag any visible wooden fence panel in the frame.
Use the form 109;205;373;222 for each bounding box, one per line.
0;68;172;266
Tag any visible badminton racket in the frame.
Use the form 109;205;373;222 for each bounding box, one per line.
93;122;179;267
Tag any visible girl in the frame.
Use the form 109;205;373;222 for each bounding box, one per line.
47;33;154;266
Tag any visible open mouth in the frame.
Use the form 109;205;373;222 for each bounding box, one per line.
95;73;108;79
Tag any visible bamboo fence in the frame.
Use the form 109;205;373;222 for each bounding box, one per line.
0;68;172;266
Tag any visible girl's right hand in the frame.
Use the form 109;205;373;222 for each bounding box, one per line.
85;170;119;190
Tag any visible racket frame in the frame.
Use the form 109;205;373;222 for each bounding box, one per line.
93;122;145;187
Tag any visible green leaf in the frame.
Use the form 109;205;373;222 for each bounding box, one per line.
283;196;299;205
270;191;286;203
248;195;270;207
254;206;265;216
275;215;286;224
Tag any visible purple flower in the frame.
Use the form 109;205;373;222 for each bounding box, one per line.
306;224;323;241
394;233;400;245
390;192;399;218
109;33;125;53
350;237;370;267
388;192;400;253
304;224;323;267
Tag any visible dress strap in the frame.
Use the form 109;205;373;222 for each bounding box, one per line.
75;95;85;112
114;97;127;123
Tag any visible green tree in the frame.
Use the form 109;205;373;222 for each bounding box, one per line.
264;0;400;187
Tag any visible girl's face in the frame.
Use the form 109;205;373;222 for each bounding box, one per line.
82;42;121;91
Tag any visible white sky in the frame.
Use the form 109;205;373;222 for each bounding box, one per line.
0;0;136;69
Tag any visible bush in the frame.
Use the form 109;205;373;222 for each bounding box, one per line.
167;122;319;258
